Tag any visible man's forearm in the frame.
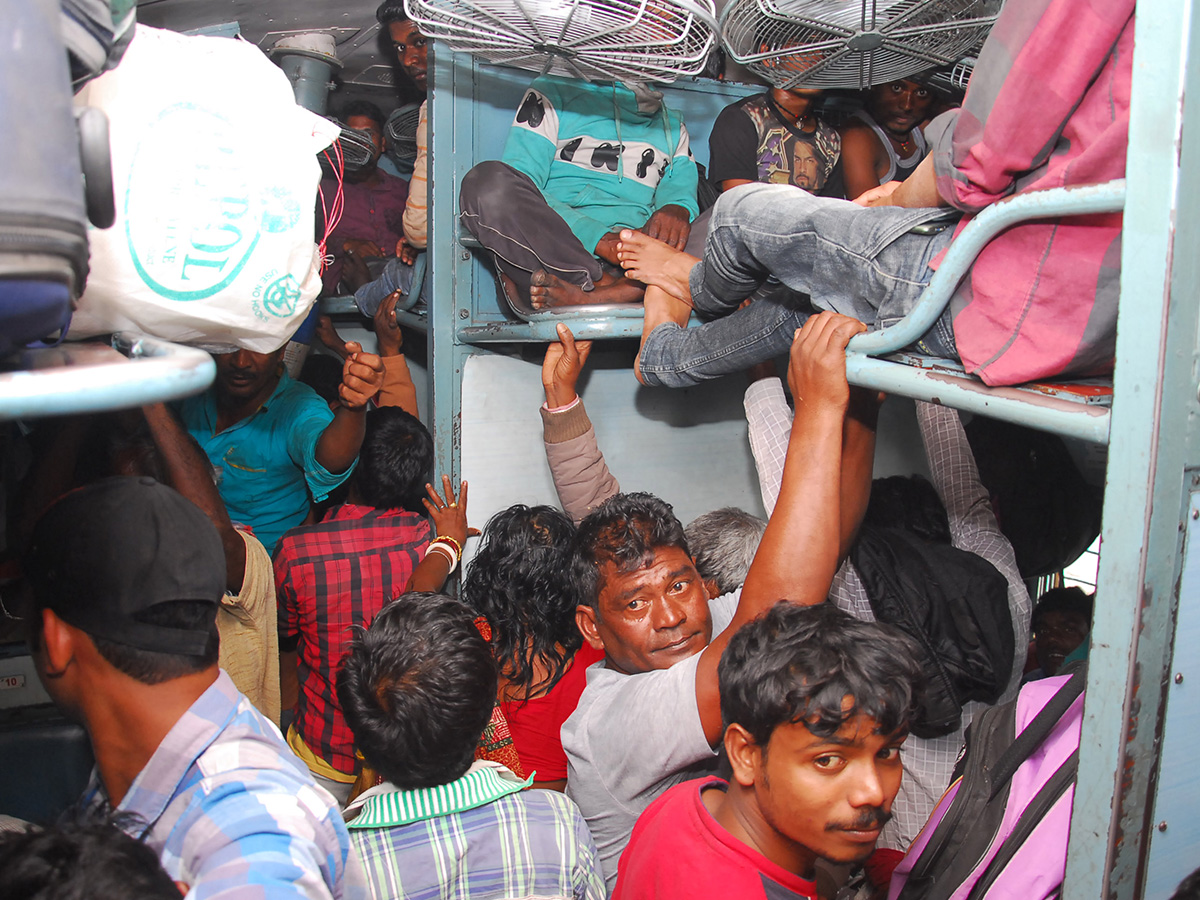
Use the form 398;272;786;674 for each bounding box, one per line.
740;404;845;611
888;155;946;208
694;400;844;746
143;403;246;591
542;402;620;526
314;407;367;474
377;355;419;417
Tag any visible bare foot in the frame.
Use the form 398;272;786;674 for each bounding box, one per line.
616;229;698;302
498;272;523;309
634;285;693;385
529;269;645;310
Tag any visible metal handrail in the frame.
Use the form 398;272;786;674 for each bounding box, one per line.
0;332;216;420
848;179;1127;355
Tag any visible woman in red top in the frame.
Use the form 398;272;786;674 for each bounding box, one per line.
463;504;604;791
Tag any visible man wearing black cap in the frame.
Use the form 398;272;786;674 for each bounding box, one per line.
24;477;365;899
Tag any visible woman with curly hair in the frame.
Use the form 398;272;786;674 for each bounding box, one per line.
462;504;604;791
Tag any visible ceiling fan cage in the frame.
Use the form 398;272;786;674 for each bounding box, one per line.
402;0;719;82
719;0;1000;90
385;102;424;170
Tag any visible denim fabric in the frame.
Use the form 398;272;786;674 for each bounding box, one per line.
354;256;422;317
640;292;810;388
639;183;957;388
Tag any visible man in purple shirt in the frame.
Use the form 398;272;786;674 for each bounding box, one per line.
616;0;1133;389
321;99;410;296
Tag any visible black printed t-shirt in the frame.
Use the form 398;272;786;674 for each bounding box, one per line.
709;93;845;199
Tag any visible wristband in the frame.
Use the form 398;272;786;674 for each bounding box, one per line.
434;534;463;558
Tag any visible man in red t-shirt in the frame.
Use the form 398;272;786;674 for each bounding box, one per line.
613;602;922;900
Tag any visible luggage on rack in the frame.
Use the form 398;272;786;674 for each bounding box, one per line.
70;25;340;352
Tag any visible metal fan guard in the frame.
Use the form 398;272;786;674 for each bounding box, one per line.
403;0;719;82
720;0;999;90
320;124;378;176
385;103;423;168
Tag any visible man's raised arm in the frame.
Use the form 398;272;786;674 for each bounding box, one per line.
313;342;386;474
541;323;621;524
694;312;867;744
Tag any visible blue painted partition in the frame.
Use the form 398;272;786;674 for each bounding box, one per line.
424;47;935;541
1064;0;1200;896
431;50;755;336
424;43;759;490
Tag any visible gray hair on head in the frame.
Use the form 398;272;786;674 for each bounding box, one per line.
684;507;767;595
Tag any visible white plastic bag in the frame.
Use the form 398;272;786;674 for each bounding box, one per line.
71;26;340;352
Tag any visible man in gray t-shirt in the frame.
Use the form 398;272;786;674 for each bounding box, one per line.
561;312;882;889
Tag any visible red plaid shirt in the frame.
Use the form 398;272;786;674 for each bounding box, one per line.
275;503;431;775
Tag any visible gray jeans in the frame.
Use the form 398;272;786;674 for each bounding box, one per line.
354;255;423;317
639;183;957;388
459;160;605;296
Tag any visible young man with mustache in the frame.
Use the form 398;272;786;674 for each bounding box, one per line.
612;601;921;900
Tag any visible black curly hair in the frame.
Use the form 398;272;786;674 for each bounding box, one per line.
462;504;581;700
337;592;498;789
569;492;689;612
720;601;924;744
0;807;180;900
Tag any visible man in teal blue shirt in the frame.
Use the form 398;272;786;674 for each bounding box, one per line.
180;343;386;555
460;75;699;311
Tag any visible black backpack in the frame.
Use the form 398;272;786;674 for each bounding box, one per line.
850;526;1015;738
891;669;1085;900
965;418;1103;579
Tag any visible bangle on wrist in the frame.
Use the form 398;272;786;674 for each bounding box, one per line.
425;542;458;573
434;534;462;558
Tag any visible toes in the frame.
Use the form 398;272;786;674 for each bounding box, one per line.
531;269;549;287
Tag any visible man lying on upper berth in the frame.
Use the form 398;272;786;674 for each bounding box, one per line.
460;74;699;311
619;0;1133;389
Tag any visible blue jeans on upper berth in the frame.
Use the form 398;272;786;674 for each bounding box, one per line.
638;183;958;388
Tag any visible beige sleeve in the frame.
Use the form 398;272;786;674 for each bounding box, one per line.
402;101;428;249
541;401;620;525
217;530;281;725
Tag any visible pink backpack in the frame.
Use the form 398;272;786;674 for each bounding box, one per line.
889;670;1084;900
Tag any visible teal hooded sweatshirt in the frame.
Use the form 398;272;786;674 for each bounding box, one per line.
499;75;700;254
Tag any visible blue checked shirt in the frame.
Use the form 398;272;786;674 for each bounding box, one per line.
87;670;366;899
346;762;606;900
